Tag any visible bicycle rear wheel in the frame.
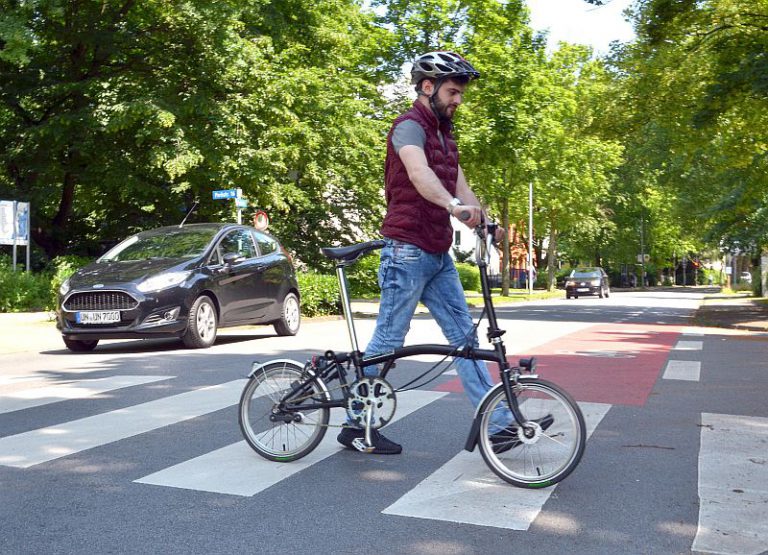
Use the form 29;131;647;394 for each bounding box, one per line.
239;360;330;462
477;378;586;488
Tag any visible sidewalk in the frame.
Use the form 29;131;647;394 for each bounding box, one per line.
692;293;768;332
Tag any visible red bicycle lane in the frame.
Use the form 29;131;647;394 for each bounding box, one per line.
434;323;683;406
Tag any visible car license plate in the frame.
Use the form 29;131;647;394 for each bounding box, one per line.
76;311;120;324
577;288;590;292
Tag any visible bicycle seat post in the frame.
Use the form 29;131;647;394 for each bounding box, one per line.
335;263;360;353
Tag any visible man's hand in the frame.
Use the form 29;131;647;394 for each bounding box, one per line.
454;204;483;228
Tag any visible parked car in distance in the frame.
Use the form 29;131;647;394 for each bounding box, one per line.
57;223;300;352
565;267;610;299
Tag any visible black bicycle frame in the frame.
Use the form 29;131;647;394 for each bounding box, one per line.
277;225;530;425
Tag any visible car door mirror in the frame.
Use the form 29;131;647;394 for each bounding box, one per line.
223;252;244;266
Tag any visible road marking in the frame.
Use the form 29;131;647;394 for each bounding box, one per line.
0;375;172;414
681;328;705;336
134;390;448;496
382;402;611;530
0;380;245;468
673;340;702;351
693;413;768;554
662;360;701;381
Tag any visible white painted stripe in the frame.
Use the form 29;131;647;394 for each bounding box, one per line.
135;390;448;496
681;328;705;336
0;380;245;468
0;375;172;414
662;361;701;381
382;402;611;530
673;340;703;351
693;413;768;554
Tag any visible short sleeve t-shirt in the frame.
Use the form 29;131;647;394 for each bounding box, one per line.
391;119;426;153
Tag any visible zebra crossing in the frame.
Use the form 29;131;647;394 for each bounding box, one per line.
1;340;767;553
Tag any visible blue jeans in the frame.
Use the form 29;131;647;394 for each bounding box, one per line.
364;239;501;417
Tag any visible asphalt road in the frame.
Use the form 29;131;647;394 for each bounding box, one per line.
1;290;767;555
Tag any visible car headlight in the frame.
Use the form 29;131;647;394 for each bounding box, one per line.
137;271;192;293
590;280;600;286
565;281;575;287
59;278;71;296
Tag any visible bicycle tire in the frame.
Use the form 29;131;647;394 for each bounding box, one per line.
477;378;586;488
239;360;330;462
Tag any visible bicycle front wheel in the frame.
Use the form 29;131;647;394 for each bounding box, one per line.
239;360;330;462
477;378;586;488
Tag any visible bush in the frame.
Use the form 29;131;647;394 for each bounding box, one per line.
48;255;93;308
0;255;53;312
297;272;341;317
455;262;480;292
345;251;381;298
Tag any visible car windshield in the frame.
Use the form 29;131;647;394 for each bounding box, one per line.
571;270;600;278
99;228;217;262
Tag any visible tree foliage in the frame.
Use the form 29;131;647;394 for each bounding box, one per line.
0;0;391;267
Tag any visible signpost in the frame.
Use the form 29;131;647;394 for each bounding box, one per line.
212;188;244;224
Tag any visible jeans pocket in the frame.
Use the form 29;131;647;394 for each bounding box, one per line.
392;242;422;263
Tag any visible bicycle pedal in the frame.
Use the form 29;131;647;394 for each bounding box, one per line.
351;437;375;453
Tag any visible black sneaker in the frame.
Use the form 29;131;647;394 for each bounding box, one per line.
490;414;554;454
337;426;402;455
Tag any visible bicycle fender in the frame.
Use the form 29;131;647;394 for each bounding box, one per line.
465;383;504;451
464;377;541;452
247;358;304;378
464;415;482;452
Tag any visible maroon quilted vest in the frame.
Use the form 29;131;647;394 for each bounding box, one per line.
380;100;459;254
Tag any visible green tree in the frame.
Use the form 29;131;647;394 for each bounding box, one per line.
0;0;393;267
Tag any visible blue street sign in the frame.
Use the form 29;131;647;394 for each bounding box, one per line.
212;189;238;200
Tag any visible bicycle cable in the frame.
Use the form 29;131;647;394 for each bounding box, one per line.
395;306;491;392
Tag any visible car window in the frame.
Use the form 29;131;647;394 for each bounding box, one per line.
253;231;278;257
99;228;217;262
571;270;600;278
217;229;257;262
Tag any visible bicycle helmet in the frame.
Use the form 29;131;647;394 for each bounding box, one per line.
410;51;480;85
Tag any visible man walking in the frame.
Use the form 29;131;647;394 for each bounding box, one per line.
337;51;509;454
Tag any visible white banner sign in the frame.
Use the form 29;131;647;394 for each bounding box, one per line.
15;202;29;245
0;201;15;245
0;200;30;246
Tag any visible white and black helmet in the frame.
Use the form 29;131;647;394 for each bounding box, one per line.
411;51;480;85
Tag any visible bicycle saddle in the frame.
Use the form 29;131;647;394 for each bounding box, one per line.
320;240;386;264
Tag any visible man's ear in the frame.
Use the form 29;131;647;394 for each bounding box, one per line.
420;78;435;95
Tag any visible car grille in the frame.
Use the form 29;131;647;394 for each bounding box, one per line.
64;291;139;311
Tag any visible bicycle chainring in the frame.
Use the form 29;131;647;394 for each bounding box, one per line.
345;377;397;429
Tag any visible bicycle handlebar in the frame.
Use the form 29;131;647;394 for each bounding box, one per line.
458;210;498;244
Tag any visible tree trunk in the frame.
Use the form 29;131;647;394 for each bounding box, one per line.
547;225;558;291
500;196;510;296
31;172;77;259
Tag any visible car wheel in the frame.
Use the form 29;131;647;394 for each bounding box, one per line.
566;293;571;299
63;338;99;352
182;295;218;348
274;292;300;336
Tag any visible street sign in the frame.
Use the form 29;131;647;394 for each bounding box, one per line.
235;198;248;209
212;189;238;200
252;210;269;231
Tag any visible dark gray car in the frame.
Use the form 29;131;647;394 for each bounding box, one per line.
57;223;300;352
565;267;610;299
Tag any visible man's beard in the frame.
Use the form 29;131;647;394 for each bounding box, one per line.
432;95;455;122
